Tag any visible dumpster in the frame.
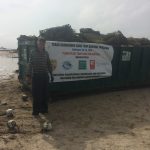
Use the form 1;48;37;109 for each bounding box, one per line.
17;35;150;95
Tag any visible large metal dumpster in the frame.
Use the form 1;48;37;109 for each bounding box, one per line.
17;36;150;95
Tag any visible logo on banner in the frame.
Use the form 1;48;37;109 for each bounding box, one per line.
62;61;72;70
51;59;57;71
90;60;95;70
79;60;87;70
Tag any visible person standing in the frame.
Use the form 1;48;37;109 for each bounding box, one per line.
26;36;54;116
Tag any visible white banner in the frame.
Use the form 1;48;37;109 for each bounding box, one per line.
45;41;114;82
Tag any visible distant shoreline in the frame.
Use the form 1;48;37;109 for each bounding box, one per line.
0;49;17;51
0;50;18;57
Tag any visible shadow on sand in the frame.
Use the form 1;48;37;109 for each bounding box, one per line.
38;87;150;149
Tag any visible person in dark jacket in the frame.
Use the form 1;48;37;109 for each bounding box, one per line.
26;36;54;116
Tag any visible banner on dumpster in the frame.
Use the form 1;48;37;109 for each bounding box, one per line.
45;41;114;82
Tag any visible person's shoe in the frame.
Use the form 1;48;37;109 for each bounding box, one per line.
32;112;39;116
40;111;48;114
39;113;49;121
40;112;48;115
32;115;40;120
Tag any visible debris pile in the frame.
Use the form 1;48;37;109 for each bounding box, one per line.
40;24;150;46
18;24;150;47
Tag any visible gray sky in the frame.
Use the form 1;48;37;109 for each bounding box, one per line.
0;0;150;48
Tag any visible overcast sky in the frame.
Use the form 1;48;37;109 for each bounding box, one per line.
0;0;150;48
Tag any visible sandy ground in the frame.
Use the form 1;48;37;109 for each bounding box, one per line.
0;75;150;150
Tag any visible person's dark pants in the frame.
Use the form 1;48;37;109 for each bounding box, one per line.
32;73;49;115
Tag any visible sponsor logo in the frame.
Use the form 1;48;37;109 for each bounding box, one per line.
62;61;72;70
79;60;87;70
90;60;95;70
51;59;57;71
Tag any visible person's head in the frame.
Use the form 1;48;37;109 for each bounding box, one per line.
37;36;46;51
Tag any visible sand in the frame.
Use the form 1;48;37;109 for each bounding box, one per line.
0;75;150;150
